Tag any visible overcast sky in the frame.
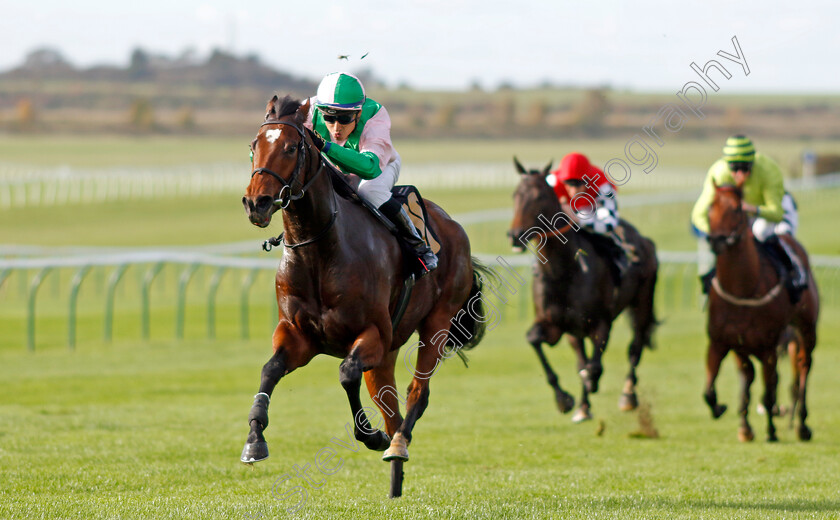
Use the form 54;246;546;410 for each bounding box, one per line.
1;0;836;93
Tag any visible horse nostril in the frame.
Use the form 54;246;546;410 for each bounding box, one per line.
256;195;274;213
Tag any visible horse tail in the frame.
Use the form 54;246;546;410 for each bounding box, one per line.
445;257;494;357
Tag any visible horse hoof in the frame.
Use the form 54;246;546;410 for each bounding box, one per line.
757;403;783;416
241;441;269;463
556;391;575;413
798;426;812;441
382;432;409;462
737;427;754;443
571;408;592;423
712;404;727;419
364;431;392;452
618;393;638;412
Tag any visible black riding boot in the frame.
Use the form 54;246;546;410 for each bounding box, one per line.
772;235;808;303
380;199;438;275
608;230;633;277
699;268;716;295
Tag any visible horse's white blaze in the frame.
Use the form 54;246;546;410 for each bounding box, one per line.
265;128;282;143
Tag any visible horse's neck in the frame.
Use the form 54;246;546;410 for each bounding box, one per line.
716;235;765;296
281;167;337;250
537;230;582;280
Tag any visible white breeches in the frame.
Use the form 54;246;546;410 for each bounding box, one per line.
358;151;401;208
752;192;798;241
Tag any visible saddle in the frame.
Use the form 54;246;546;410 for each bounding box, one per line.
327;165;442;274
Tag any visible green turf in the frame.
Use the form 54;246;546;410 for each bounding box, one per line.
1;307;839;519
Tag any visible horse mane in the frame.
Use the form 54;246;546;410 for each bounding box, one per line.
265;95;302;121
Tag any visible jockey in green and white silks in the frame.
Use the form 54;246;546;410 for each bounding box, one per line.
303;72;437;275
691;135;806;299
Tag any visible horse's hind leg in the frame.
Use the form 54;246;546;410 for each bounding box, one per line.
757;350;779;442
241;326;318;463
340;326;391;452
363;350;405;439
734;353;757;442
793;324;816;441
383;312;452;462
703;341;729;419
527;323;574;414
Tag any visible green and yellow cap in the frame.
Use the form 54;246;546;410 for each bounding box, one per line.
722;135;756;163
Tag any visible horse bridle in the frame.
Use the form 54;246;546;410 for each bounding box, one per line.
250;120;326;209
707;198;748;252
252;119;339;251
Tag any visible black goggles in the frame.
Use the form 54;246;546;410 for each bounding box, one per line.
728;161;753;173
322;113;357;125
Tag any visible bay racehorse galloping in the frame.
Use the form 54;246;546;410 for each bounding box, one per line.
508;159;659;422
240;96;489;494
703;184;819;442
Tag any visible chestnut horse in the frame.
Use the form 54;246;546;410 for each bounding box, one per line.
703;184;819;442
508;159;659;422
240;96;489;493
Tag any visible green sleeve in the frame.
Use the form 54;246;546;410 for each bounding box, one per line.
324;145;382;180
753;156;784;222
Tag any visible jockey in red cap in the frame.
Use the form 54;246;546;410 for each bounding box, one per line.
547;152;636;278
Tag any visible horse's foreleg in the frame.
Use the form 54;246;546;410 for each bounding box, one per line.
241;326;317;463
583;324;610;395
734;353;756;442
527;323;574;413
703;342;729;419
757;351;779;442
340;326;391;452
569;336;592;423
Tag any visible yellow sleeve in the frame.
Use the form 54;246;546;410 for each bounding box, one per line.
751;155;785;222
691;160;732;234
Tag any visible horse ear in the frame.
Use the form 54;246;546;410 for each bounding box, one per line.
543;160;553;177
295;98;311;124
513;156;527;175
265;95;278;121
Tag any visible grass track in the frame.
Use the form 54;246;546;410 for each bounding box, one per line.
2;309;840;519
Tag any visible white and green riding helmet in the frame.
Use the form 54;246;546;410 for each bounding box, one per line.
314;72;366;114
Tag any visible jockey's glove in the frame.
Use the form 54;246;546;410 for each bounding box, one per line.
307;128;330;153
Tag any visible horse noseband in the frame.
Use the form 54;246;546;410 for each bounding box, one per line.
250;120;308;209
